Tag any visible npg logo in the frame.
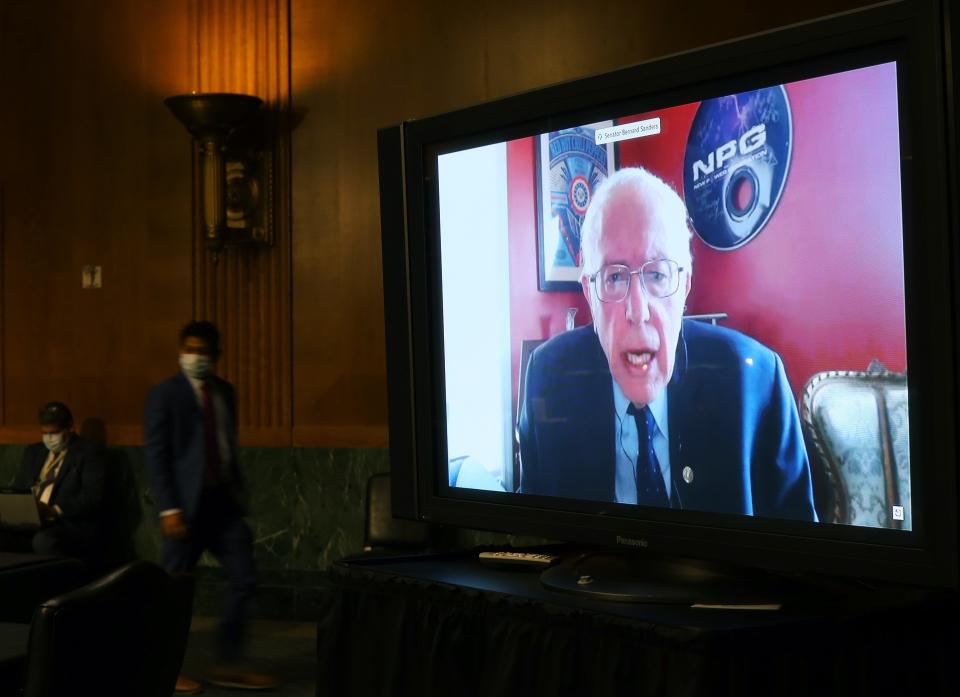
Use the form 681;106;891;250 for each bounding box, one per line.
691;123;767;183
683;86;792;250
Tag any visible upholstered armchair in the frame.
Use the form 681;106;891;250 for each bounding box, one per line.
801;361;909;529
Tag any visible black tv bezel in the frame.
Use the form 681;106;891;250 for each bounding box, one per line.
380;0;960;590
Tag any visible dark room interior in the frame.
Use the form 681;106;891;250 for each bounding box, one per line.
1;1;958;695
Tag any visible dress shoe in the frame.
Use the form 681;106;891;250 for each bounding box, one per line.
174;675;203;694
207;665;278;691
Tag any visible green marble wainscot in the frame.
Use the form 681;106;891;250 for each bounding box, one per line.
0;442;538;618
192;447;390;619
0;444;388;568
0;443;390;617
0;444;26;486
1;442;538;558
242;446;389;571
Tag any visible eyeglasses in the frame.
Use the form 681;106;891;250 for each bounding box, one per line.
589;260;684;303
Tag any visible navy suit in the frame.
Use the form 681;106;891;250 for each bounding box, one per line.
12;436;106;561
518;321;817;521
145;371;255;663
144;373;245;521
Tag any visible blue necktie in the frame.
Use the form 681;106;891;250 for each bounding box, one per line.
627;404;669;507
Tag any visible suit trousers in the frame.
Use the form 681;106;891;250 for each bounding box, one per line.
160;485;256;663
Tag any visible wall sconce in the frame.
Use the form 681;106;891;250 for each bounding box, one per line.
165;92;274;251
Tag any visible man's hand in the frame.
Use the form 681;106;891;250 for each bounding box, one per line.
160;511;189;539
36;502;58;523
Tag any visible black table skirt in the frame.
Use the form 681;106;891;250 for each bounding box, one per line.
316;553;960;697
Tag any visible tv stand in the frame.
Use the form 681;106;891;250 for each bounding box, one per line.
318;549;957;696
540;550;790;605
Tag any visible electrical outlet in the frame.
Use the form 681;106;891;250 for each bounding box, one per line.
82;265;102;289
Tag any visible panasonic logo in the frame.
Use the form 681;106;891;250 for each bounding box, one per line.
615;535;649;548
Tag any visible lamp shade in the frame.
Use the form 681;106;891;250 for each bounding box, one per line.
164;93;263;138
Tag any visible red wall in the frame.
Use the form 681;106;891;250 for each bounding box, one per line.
507;137;591;413
506;62;906;406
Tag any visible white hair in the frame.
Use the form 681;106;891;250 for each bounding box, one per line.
579;167;693;276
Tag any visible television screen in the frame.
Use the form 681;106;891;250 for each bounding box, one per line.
440;61;908;530
381;0;960;591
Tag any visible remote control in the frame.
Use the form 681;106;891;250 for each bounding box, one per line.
478;551;560;569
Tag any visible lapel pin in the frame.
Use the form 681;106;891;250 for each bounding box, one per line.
682;466;694;484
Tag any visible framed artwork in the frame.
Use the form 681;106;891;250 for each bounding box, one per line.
536;121;617;291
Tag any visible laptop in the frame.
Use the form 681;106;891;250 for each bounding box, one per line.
0;487;41;530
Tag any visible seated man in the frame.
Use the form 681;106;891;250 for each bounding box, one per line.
518;167;817;521
5;402;107;563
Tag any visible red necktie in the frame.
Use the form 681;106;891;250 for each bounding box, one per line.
201;382;222;483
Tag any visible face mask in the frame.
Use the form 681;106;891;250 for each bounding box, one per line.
179;353;212;379
42;432;67;453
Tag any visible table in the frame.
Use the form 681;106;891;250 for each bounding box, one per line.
317;550;960;697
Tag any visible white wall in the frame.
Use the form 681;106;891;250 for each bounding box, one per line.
438;143;512;490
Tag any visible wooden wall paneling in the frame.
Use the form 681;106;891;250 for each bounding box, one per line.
0;185;5;428
288;0;876;448
290;1;493;447
0;0;886;447
0;0;194;444
0;4;7;431
189;0;293;445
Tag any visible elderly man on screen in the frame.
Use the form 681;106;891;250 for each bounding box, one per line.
517;167;817;521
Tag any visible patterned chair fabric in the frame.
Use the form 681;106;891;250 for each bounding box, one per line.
801;362;909;529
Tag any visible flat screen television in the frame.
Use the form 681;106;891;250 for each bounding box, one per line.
379;0;960;599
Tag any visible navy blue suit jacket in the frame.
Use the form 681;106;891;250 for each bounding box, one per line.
14;436;106;530
518;321;817;521
144;372;244;523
